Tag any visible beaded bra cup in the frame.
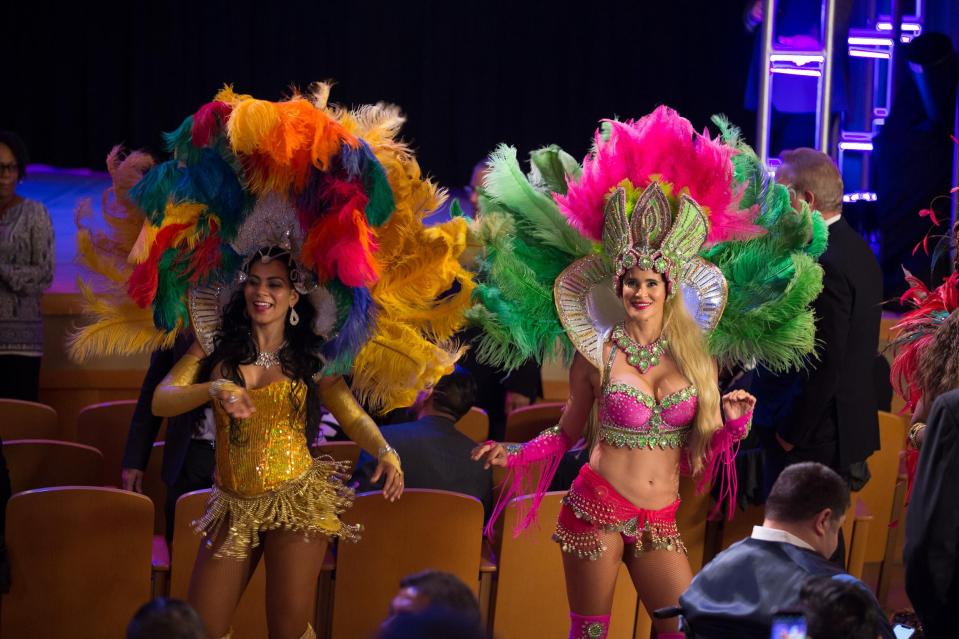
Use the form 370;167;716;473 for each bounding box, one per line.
598;343;697;449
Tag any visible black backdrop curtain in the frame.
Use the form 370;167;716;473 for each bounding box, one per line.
3;0;755;188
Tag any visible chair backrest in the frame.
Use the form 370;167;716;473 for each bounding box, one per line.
142;441;167;535
332;489;484;639
170;489;270;639
0;398;59;440
2;487;154;638
455;406;489;443
492;492;637;639
312;440;361;468
4;438;104;494
504;402;565;443
677;476;711;573
76;399;138;486
842;410;908;563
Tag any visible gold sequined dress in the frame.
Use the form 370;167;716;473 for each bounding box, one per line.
193;379;360;559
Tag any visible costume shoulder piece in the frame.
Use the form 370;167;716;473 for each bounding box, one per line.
69;84;474;413
469;107;826;373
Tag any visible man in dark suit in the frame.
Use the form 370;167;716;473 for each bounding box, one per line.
904;388;959;638
121;334;214;542
679;463;893;639
752;148;882;516
351;366;493;517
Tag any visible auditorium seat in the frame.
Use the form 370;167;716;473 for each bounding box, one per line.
0;398;58;440
490;491;637;639
311;440;361;468
505;402;565;443
331;489;483;639
169;489;271;639
76;399;138;486
455;406;489;442
4;439;103;494
2;487;153;638
142;441;167;535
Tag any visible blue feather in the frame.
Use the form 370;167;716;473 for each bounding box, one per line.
322;285;377;369
340;141;367;179
129;160;182;223
173;149;247;239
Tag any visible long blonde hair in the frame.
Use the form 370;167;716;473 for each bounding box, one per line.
662;295;720;474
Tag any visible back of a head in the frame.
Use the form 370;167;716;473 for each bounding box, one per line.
778;147;844;215
399;569;480;620
429;367;478;422
800;576;882;639
126;598;205;639
765;462;850;523
377;607;485;639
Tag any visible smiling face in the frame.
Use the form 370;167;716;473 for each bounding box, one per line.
620;267;667;325
243;258;299;327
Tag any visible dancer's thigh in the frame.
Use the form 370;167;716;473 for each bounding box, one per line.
623;547;692;634
263;529;326;639
188;536;262;639
561;529;625;615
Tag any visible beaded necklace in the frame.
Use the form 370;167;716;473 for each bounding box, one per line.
611;323;668;374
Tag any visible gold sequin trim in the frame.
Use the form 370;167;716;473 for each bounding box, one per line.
194;456;361;559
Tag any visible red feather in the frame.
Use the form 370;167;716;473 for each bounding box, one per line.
299;179;378;286
127;223;191;307
191;101;232;148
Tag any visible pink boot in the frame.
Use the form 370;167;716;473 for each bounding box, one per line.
569;612;610;638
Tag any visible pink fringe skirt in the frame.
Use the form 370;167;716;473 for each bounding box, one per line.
553;465;686;560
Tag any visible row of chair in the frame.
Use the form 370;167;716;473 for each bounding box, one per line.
0;397;566;481
4;487;615;639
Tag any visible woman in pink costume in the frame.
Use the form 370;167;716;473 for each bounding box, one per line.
470;107;826;638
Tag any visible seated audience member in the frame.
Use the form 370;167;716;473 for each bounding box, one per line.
679;462;893;639
385;570;480;621
904;388;959;639
126;598;205;639
351;367;493;515
376;608;485;639
800;575;885;639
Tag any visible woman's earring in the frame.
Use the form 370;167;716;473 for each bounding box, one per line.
289;307;300;326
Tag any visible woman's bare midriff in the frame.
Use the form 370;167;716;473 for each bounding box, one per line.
588;441;681;510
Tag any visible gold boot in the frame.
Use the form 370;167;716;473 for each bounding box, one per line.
216;630;234;639
297;624;316;639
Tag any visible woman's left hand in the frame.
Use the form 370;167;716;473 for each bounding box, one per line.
722;389;756;421
371;460;404;502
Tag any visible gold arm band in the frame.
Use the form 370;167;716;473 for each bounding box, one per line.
908;422;927;450
318;378;402;472
151;354;216;417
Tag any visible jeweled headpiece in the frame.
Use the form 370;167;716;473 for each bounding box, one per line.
551;107;760;366
605;182;708;297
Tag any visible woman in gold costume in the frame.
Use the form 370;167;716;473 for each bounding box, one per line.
68;86;474;639
153;247;403;639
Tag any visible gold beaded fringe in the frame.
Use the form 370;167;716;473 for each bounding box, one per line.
194;456;362;559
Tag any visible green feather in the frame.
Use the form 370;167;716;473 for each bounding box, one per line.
363;158;395;227
152;249;190;331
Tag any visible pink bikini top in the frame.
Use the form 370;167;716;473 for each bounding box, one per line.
598;343;697;449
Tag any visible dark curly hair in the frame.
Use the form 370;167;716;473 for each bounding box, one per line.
199;252;323;446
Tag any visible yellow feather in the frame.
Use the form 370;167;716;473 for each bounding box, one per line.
67;281;178;362
227;98;280;155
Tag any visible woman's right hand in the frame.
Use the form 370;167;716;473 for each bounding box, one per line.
214;386;255;419
470;441;510;469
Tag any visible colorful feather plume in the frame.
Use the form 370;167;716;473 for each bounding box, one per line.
888;270;959;411
469;108;823;374
70;83;476;414
555;106;763;246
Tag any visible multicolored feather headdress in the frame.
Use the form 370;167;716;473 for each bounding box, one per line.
469;106;826;373
70;84;474;412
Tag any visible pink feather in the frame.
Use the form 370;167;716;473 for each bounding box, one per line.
554;106;762;245
191;101;232;148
